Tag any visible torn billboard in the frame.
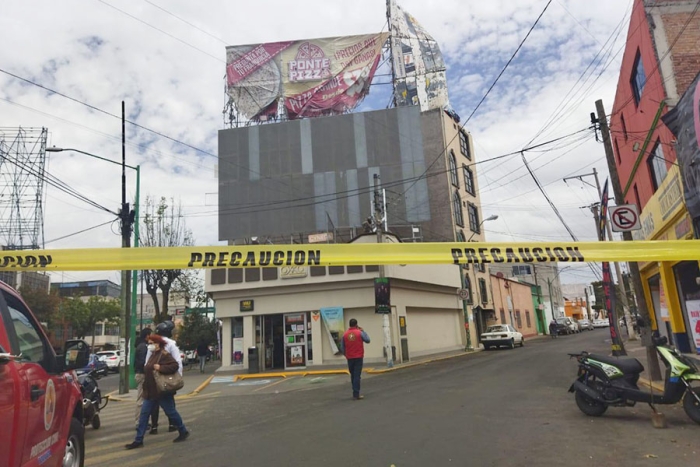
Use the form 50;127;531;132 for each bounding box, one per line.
662;72;700;227
226;33;389;121
388;0;449;111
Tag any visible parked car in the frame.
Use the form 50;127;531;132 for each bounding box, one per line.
96;350;122;372
481;324;524;350
578;319;594;331
593;319;609;328
571;318;583;333
555;317;575;335
78;354;109;378
551;319;570;335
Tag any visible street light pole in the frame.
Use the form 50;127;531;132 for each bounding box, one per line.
463;215;498;351
46;131;140;392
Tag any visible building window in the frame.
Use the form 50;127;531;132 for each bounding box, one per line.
512;265;532;276
614;138;621;164
631;50;646;105
515;310;522;328
464;275;472;304
104;324;120;336
620;113;628;141
468;203;479;234
633;184;642;210
456;230;466;242
449;150;459;187
479;278;488;304
453;191;464;227
94;323;104;336
526;311;531;328
475;263;486;273
463;165;475;195
459;130;471;159
647;140;667;191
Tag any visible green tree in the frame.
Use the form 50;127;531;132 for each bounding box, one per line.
60;296;121;350
141;196;195;323
176;311;217;351
592;280;625;317
18;286;62;327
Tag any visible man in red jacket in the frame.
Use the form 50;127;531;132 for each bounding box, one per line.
340;319;371;400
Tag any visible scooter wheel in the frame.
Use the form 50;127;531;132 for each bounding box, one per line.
575;390;607;417
683;387;700;425
91;414;101;430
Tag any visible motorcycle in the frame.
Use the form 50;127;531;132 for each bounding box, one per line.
77;369;109;429
568;335;700;424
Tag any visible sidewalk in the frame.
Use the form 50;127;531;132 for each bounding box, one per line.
106;363;222;402
622;338;700;392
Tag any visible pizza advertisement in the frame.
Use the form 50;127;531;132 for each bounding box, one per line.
225;33;389;121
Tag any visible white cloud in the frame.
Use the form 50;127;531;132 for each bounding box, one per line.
0;0;631;285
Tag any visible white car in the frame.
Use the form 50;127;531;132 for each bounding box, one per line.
481;324;524;350
96;350;123;372
592;319;609;328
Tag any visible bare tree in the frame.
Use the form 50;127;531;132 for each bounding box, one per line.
141;196;194;323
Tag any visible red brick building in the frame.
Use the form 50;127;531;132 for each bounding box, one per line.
610;0;700;353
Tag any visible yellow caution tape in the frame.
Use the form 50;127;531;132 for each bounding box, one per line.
1;240;699;272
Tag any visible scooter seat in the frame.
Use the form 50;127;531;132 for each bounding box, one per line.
589;354;644;375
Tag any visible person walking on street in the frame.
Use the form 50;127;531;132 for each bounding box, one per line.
340;319;370;400
126;334;189;449
549;319;558;339
134;328;159;434
196;341;209;373
147;321;183;433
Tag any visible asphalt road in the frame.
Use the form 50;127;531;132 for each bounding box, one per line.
90;330;699;467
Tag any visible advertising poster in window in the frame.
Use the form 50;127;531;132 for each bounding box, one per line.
320;307;345;355
225;33;388;121
686;300;700;354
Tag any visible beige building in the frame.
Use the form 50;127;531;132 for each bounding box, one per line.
207;234;471;371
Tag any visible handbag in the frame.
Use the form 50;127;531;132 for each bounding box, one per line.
152;352;185;395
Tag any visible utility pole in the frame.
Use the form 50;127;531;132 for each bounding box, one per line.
595;99;661;380
564;169;636;339
119;101;134;394
584;286;592;320
374;174;393;368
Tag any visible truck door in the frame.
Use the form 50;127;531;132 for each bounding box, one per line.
1;289;67;467
0;321;23;467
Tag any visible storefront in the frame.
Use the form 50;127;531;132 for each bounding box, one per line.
635;165;697;353
206;235;469;370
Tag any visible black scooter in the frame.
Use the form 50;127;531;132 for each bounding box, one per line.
568;336;700;424
78;369;109;429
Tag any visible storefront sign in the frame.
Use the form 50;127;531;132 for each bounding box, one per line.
240;300;254;312
675;214;692;240
686;300;700;354
633;165;685;240
320;307;344;355
281;266;308;279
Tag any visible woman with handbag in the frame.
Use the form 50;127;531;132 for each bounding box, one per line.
126;334;189;449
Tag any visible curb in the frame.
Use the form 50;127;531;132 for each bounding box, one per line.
366;349;481;374
232;369;350;382
190;375;215;395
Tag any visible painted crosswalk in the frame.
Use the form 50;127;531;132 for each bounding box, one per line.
84;394;217;467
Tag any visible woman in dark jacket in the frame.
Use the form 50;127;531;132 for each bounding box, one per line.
126;334;189;449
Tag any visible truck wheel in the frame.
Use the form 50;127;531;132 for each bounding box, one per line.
64;417;85;467
575;390;607;417
683;387;700;425
92;413;101;430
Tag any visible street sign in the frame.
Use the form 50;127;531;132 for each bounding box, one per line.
457;288;470;301
610;205;641;232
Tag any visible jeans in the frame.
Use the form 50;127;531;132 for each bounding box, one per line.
135;393;186;443
134;374;159;428
347;358;364;398
199;356;207;372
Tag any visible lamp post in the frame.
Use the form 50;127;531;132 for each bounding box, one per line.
46;146;140;391
462;214;499;351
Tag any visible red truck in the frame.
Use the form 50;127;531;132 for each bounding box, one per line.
0;280;90;467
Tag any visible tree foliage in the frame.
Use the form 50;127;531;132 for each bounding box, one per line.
140;196;194;323
177;312;217;351
18;286;62;326
60;296;121;349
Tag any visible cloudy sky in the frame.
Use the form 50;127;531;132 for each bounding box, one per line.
0;0;632;285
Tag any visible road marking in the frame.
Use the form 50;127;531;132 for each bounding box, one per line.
253;377;290;392
211;376;234;384
85;439;172;465
228;379;273;387
121;454;163;466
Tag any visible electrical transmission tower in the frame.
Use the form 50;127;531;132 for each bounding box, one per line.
0;127;47;250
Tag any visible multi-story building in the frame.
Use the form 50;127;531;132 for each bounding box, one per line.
610;0;700;353
0;270;50;292
210;105;494;369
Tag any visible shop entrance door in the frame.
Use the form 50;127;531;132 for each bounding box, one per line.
284;313;307;369
263;315;285;370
